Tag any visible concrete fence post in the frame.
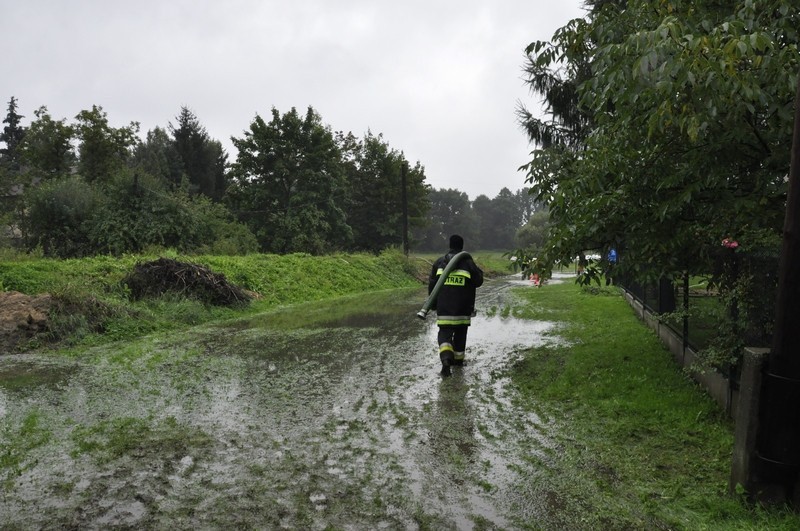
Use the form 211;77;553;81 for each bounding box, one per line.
730;347;770;496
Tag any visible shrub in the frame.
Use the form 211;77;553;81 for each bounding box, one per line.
87;171;258;256
22;176;100;258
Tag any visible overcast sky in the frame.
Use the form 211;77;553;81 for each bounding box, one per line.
1;1;586;200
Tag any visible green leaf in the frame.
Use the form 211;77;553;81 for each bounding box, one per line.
737;40;748;56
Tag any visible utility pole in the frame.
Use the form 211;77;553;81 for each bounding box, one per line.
753;70;800;505
401;161;409;256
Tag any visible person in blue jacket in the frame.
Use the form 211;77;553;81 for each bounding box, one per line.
428;234;484;376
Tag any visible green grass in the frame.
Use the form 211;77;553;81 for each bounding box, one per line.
1;410;51;488
509;282;800;530
472;251;517;275
70;416;212;463
0;248;511;352
0;249;421;304
0;249;427;350
410;250;515;277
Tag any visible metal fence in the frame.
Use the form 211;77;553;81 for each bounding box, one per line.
618;274;711;352
617;251;778;355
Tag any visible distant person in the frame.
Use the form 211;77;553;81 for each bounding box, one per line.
428;234;484;377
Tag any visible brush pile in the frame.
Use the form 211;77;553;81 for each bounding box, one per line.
123;258;251;306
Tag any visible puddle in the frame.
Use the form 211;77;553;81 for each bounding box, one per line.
0;276;567;529
506;270;575;287
0;355;79;393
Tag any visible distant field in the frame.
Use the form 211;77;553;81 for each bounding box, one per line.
410;251;515;277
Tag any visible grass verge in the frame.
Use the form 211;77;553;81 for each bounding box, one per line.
0;248;509;352
509;282;800;530
0;249;427;350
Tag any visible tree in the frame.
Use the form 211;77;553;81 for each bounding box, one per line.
169;107;228;201
515;209;550;252
87;170;257;256
514;187;542;225
338;130;429;252
472;188;520;250
18;106;75;178
74;105;139;183
22;176;100;257
413;188;477;252
228;106;352;254
471;194;493;249
132;126;184;188
0;96;26;172
522;2;800;503
517;11;593;152
0;97;27;228
521;0;797;280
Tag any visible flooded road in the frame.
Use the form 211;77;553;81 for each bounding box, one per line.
1;275;569;529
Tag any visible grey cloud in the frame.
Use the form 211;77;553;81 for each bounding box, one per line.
1;0;585;199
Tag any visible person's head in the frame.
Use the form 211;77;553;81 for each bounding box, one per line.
449;234;464;251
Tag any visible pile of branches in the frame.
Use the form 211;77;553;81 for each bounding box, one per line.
123;258;251;306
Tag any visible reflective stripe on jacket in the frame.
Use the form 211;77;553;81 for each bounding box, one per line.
428;250;484;326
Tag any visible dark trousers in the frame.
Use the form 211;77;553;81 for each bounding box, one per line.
438;325;468;362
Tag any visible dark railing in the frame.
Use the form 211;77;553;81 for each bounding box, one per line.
617;251;778;357
619;275;710;352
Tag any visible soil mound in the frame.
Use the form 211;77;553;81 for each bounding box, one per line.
123;258;251;306
0;291;52;352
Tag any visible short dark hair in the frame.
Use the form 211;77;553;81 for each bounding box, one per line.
449;234;464;251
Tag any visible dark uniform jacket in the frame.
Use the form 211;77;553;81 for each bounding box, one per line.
428;249;484;326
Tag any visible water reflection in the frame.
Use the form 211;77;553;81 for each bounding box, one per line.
0;355;77;393
0;276;562;529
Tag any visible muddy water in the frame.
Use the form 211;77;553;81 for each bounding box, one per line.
0;275;568;529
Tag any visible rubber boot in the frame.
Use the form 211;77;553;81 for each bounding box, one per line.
440;350;454;377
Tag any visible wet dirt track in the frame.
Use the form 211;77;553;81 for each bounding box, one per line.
0;275;569;530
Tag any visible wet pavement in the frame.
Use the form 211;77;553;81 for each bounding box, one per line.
0;274;571;529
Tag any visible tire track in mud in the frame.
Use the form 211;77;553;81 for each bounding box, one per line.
0;275;569;529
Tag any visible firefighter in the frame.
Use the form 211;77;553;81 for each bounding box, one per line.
428;234;484;376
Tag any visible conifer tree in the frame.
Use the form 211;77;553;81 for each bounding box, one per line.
0;96;26;172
